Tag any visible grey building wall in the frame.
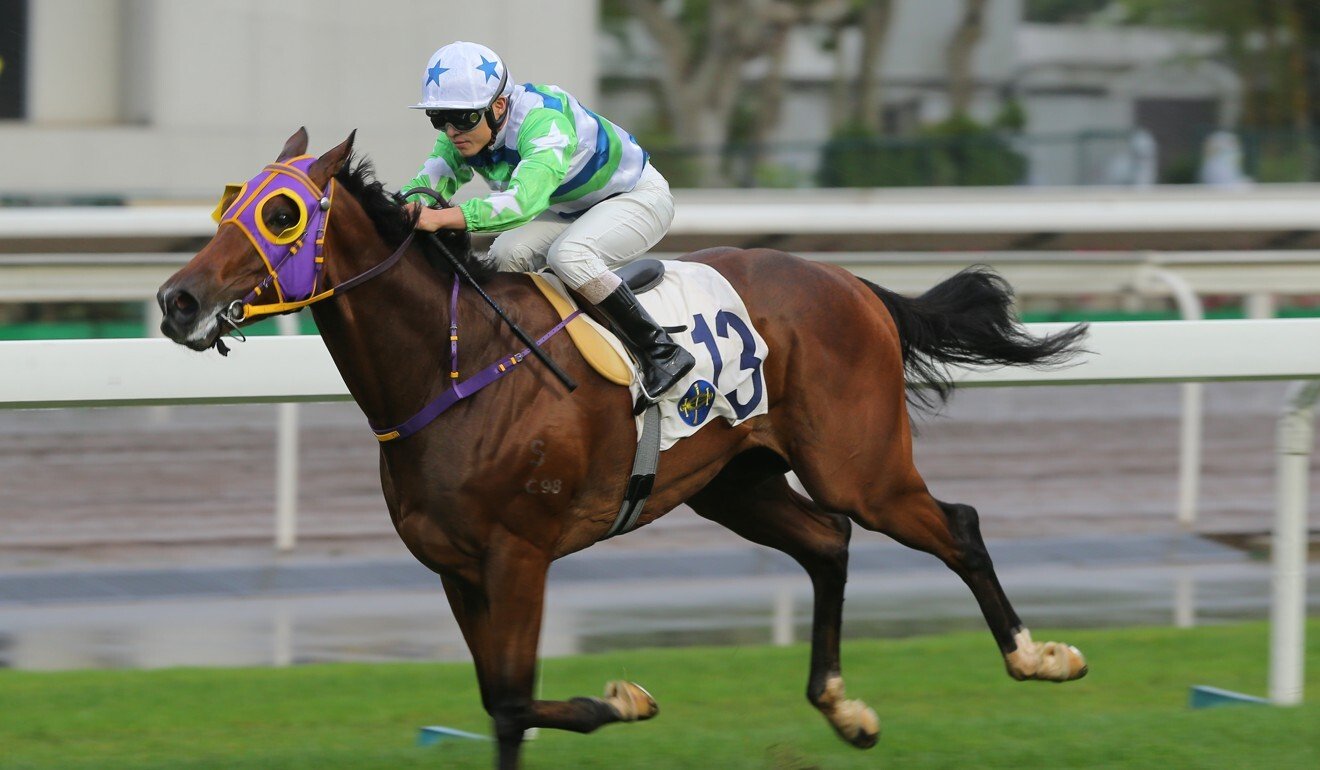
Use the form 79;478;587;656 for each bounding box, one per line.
1;0;599;199
1015;23;1239;185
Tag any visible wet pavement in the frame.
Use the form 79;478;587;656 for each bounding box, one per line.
1;382;1316;670
2;533;1315;670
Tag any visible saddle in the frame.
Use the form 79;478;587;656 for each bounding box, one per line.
528;259;666;387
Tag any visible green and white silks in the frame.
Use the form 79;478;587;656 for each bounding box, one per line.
405;82;650;233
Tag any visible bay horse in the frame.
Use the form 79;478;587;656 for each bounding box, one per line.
157;129;1089;770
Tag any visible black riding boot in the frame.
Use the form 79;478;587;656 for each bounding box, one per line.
595;282;696;402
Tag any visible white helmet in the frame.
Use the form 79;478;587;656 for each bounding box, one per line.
409;41;511;110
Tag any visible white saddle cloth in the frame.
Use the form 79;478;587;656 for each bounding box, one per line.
538;260;770;450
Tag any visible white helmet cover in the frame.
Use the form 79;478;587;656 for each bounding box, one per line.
409;41;512;110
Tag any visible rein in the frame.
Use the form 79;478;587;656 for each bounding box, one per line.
369;278;581;442
404;186;579;393
220;230;416;328
211;168;580;439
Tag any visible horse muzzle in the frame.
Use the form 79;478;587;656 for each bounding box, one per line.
157;282;225;351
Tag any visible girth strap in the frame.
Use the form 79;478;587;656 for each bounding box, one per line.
603;403;662;539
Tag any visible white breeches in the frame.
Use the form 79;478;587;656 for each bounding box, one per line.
487;163;674;301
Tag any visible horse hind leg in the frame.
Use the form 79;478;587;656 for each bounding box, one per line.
688;462;880;749
875;489;1086;682
792;441;1087;683
927;498;1088;680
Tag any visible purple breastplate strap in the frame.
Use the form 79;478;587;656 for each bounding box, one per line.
370;279;581;442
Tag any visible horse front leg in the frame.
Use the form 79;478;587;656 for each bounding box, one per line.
440;539;657;770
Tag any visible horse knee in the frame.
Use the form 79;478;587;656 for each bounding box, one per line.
825;510;852;545
489;697;533;742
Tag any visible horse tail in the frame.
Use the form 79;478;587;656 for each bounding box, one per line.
860;266;1088;412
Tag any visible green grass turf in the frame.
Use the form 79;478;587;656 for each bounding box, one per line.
1;621;1316;769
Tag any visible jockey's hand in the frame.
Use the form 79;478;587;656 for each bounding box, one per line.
411;203;468;232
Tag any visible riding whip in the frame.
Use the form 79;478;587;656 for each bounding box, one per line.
404;188;578;392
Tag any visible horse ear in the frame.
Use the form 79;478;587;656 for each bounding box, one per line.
277;127;309;162
308;130;356;187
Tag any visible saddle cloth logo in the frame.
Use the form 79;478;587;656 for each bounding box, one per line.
677;380;717;427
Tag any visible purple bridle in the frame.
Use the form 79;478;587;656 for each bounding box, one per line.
214;155;344;321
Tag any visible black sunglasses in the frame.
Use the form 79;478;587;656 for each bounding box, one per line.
426;108;486;133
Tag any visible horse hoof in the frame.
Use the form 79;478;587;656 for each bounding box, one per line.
603;680;659;722
818;676;881;749
1005;628;1088;682
833;703;881;749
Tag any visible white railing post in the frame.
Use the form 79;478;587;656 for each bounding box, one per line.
1245;292;1276;320
1138;266;1204;528
1269;380;1319;706
773;587;794;646
1173;570;1195;629
274;315;301;551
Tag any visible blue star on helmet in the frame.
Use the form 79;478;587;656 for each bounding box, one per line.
426;62;449;87
475;55;501;83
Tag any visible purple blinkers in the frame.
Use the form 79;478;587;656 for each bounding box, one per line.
215;155;335;319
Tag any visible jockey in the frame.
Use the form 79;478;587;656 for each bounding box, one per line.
404;41;695;403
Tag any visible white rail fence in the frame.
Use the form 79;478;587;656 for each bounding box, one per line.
4;197;1319;534
3;250;1316;534
5;185;1320;240
0;319;1316;705
5;250;1320;304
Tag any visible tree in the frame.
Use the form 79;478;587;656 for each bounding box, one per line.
822;0;895;132
1118;0;1318;132
615;0;804;184
946;0;988;118
1024;0;1109;23
608;0;895;184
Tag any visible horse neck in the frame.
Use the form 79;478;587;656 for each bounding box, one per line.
308;213;475;429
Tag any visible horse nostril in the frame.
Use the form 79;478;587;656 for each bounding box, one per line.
164;289;200;323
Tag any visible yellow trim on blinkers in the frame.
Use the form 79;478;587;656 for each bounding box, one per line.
255;187;309;245
211;183;247;224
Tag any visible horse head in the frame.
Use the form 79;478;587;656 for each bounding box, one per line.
156;128;358;349
157;127;475;352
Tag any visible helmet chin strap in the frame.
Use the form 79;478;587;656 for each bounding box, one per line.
480;104;508;153
483;107;506;151
479;66;510;153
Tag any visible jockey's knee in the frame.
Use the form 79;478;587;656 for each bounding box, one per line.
547;239;611;292
488;235;544;274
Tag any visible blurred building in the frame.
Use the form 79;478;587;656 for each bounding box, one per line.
1015;22;1239;186
0;0;1246;194
600;0;1240;186
0;0;599;201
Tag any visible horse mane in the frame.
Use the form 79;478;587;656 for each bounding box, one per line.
334;154;495;281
